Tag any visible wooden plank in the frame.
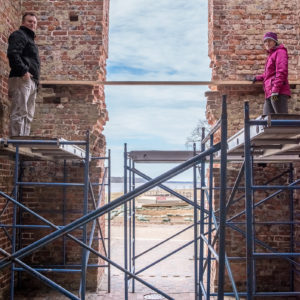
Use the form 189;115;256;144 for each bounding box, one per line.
40;80;300;86
0;137;88;161
262;142;300;157
128;150;198;163
252;139;299;145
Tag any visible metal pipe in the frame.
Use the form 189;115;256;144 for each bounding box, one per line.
0;139;86;145
202;119;221;144
80;131;90;300
135;237;201;276
107;150;111;293
17;182;84;187
88;173;107;256
252;185;300;190
10;145;19;300
124;143;129;300
80;174;107;293
134;222;196;259
199;281;207;299
128;158;132;291
63;160;67;266
131;167;206;212
206;133;214;298
0;248;80;300
212;204;240;300
210;291;300;297
244;102;254;300
289;163;294;292
0;191;174;300
193;143;198;300
132;161;136;293
14;268;83;273
17;160;24;290
253;253;300;257
217;95;227;300
249;120;300;126
228;179;300;222
199;128;206;300
0;143;221;270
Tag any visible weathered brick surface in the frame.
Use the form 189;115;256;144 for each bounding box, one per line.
0;1;21;299
22;0;109;81
0;0;21;137
207;0;300;295
208;0;300;81
0;0;109;298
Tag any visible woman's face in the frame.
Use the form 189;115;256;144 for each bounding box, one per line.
264;38;276;51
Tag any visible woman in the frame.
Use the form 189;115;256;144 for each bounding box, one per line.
253;32;291;115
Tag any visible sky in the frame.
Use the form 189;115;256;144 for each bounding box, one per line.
104;0;211;181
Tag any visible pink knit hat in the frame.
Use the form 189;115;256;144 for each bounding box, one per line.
263;32;278;43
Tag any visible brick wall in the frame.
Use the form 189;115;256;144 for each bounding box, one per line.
22;0;109;81
0;0;109;298
207;0;300;295
0;1;21;299
0;0;21;136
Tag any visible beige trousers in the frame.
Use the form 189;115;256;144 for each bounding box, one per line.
8;77;37;136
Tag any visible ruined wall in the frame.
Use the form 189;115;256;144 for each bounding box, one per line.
0;0;21;137
22;0;109;81
0;0;109;298
207;0;300;294
0;1;21;299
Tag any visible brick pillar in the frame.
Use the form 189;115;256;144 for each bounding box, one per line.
0;1;22;299
207;0;300;294
0;0;109;296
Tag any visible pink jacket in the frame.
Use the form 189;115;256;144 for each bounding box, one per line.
255;44;291;99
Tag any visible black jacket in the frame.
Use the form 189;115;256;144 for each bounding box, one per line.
7;26;40;82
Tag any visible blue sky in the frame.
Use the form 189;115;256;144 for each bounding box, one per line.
104;0;210;180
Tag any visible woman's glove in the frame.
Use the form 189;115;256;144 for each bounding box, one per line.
271;93;279;101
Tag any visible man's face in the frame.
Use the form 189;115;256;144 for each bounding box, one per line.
22;15;37;32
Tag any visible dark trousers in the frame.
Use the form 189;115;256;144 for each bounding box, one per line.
263;94;289;115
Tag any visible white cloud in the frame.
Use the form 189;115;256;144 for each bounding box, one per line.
108;0;209;80
105;0;210;178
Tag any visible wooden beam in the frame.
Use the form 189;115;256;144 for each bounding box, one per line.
40;80;300;86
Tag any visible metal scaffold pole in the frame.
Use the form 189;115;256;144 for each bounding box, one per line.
193;142;198;300
107;149;112;293
199;128;206;299
244;102;254;300
217;95;228;300
10;145;19;300
124;143;129;300
80;131;90;300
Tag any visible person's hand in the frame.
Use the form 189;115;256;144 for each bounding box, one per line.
22;72;32;80
252;77;257;84
271;93;279;101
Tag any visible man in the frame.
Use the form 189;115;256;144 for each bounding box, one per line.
7;12;40;136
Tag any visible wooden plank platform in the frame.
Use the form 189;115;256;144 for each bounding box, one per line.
129;115;300;164
226;114;300;162
40;80;300;86
0;137;89;161
128;150;200;163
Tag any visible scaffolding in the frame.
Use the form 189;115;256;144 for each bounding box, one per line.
0;96;299;299
0;134;111;300
122;98;300;299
